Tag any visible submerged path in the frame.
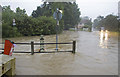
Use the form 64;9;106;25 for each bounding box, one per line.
3;31;118;75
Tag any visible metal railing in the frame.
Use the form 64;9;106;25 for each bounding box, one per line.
0;41;76;55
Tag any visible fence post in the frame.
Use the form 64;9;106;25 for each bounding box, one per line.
72;41;76;54
31;41;34;55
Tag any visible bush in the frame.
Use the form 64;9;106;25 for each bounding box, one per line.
2;22;21;38
2;6;64;38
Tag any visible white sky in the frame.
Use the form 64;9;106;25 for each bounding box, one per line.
0;0;119;20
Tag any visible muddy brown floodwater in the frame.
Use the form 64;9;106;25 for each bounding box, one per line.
2;31;118;75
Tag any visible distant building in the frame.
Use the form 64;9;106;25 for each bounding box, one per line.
77;23;85;29
76;16;90;29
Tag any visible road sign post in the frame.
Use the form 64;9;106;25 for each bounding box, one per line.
53;8;62;51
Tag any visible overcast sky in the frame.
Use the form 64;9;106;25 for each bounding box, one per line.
0;0;119;20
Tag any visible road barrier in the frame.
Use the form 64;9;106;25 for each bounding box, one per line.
0;41;76;55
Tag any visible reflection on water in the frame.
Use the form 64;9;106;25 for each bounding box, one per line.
99;30;108;48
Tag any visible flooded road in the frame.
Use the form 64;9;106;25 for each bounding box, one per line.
2;31;118;75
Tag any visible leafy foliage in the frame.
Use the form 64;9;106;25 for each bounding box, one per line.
32;2;81;30
93;15;119;31
2;6;21;37
2;2;81;38
2;6;57;37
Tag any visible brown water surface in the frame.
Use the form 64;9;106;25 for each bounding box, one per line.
2;31;118;75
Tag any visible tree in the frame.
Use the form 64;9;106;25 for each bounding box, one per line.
32;2;52;17
63;2;81;29
93;16;104;30
103;15;118;31
2;3;81;38
32;2;81;30
16;7;26;15
2;6;21;37
2;5;59;37
93;14;119;31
